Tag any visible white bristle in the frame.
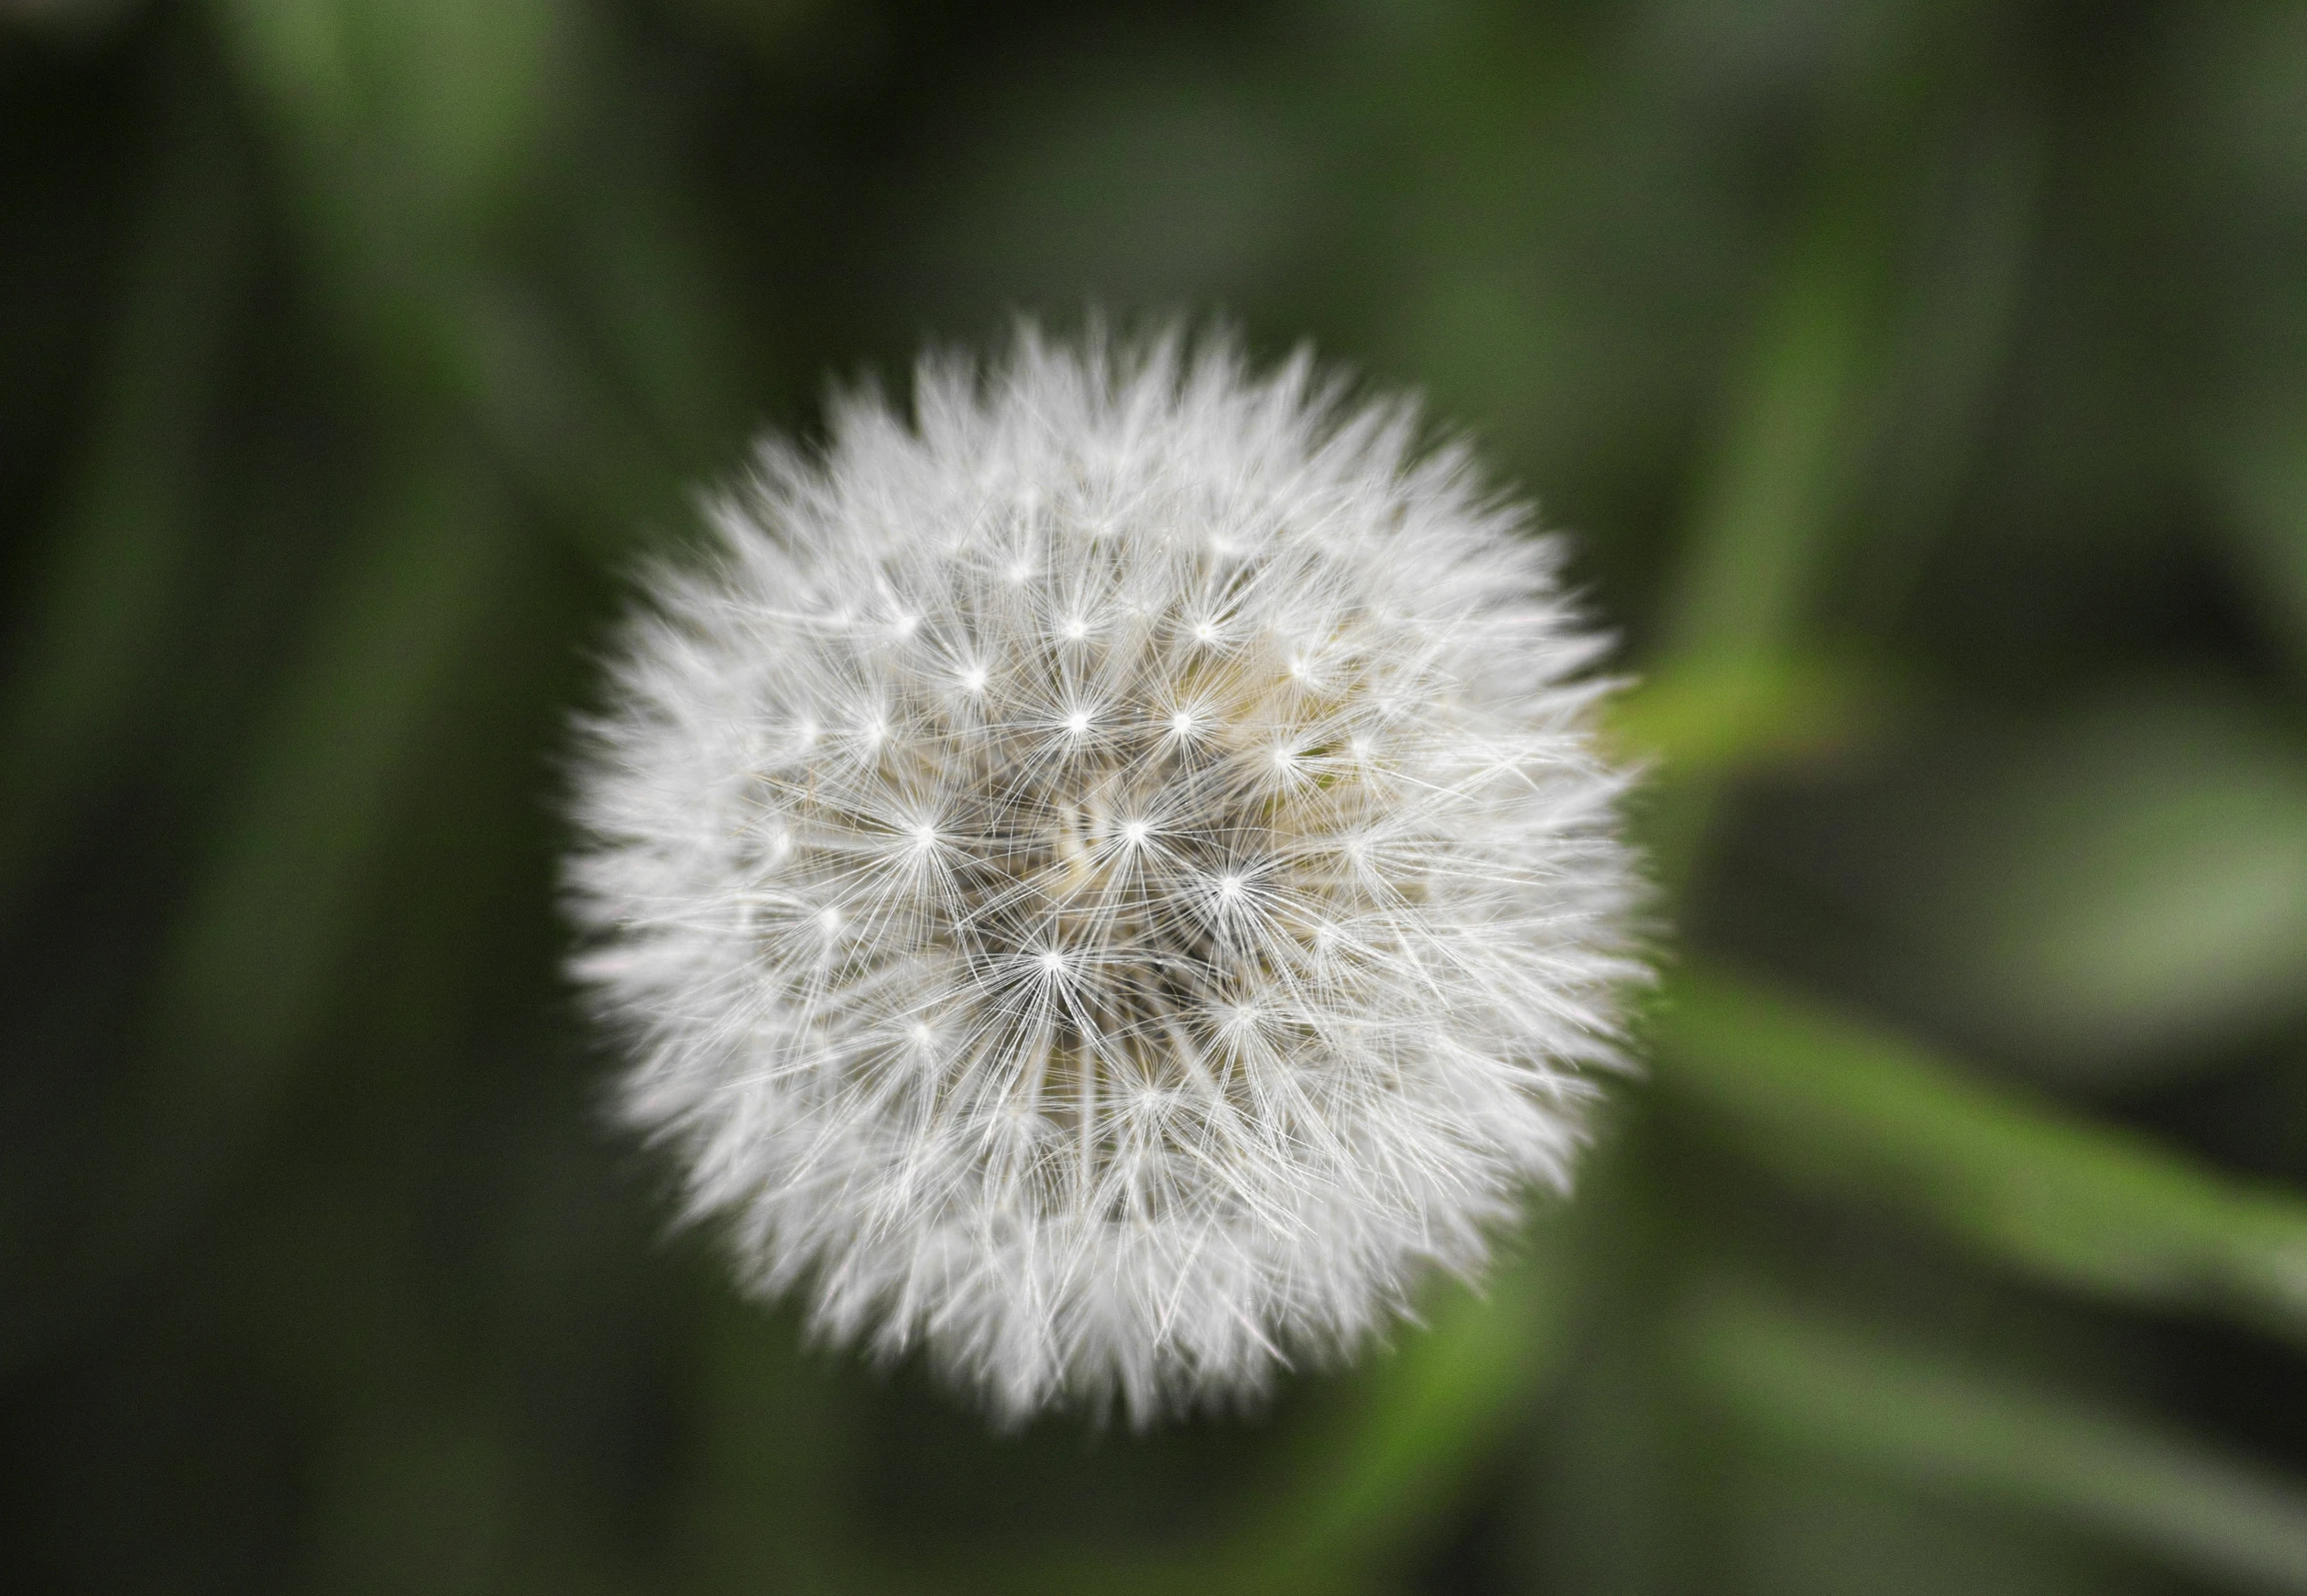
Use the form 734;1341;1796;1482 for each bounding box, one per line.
566;327;1646;1425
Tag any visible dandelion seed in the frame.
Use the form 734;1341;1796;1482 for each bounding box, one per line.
567;326;1646;1425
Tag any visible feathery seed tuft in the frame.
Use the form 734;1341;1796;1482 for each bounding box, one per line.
567;329;1646;1424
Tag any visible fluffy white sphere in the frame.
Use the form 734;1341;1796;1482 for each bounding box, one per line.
568;330;1644;1423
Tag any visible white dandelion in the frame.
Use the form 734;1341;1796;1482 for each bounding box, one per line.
567;327;1646;1424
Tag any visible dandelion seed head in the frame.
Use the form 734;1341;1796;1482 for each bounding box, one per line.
567;327;1645;1425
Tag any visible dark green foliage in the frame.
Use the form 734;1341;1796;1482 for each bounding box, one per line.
4;1;2305;1590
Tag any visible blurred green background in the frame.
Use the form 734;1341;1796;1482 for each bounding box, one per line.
6;0;2307;1590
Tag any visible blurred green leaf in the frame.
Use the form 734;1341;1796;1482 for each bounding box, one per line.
3;444;529;1376
1639;185;1895;884
2218;409;2307;683
1003;1229;1572;1596
1685;1278;2307;1594
212;0;687;560
1241;1235;1569;1593
1879;683;2307;1084
211;0;573;225
1639;71;1922;880
1652;0;2003;672
1643;11;2024;884
148;445;522;1117
0;76;248;912
1719;1454;2130;1596
1659;194;1885;676
1837;107;2040;627
550;126;747;472
1608;652;1887;779
1655;968;2307;1344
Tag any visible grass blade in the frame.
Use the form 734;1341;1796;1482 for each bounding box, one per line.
0;78;248;911
1685;1279;2307;1593
1655;967;2307;1344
